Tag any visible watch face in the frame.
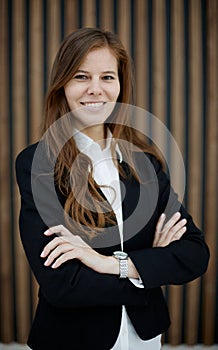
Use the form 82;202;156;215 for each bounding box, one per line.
113;251;128;260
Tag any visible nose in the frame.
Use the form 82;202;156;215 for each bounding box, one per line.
87;78;102;96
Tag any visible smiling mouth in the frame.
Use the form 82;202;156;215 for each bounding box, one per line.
80;102;106;108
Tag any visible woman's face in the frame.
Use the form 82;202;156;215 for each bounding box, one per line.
64;47;120;131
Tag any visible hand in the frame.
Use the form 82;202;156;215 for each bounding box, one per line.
40;225;118;274
153;212;187;247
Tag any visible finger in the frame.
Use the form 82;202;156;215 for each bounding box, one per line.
40;237;67;257
162;212;181;231
169;226;187;242
44;225;69;236
155;213;166;234
159;222;187;246
43;229;55;236
43;243;75;266
172;218;187;234
51;251;78;268
44;226;90;248
44;243;74;265
153;214;166;247
163;218;187;241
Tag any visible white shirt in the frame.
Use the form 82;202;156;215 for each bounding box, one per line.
73;129;162;350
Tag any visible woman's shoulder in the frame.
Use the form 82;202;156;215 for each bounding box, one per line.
16;141;54;177
16;140;50;162
15;141;50;176
15;143;40;188
15;142;39;168
17;142;39;158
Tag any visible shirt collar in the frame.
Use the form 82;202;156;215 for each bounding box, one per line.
73;128;122;163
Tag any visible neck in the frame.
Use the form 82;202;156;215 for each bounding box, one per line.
82;125;107;148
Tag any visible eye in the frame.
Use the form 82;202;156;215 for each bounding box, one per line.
102;75;115;81
73;74;88;80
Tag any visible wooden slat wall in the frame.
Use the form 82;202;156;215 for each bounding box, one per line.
167;0;185;342
0;0;14;342
185;0;203;344
0;0;217;345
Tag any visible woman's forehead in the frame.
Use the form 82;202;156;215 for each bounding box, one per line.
78;47;119;71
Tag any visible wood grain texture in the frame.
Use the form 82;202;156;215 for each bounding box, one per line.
99;0;114;32
12;0;30;342
29;0;44;143
46;0;61;81
134;0;148;110
64;0;79;35
117;0;131;54
185;0;203;344
0;0;14;341
82;0;96;27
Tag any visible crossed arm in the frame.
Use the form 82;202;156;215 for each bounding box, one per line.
40;211;187;278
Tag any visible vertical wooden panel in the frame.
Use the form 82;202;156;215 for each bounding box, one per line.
168;286;183;344
117;0;131;54
134;0;148;110
170;0;185;199
202;0;218;345
47;0;61;79
167;2;185;343
29;0;44;143
82;0;96;27
64;0;79;35
12;0;31;342
99;0;114;32
29;0;44;315
0;0;14;341
151;0;167;166
152;0;166;123
185;0;203;344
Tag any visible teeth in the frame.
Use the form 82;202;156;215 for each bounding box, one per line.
82;102;104;107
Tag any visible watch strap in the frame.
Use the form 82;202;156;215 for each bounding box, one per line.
119;258;128;278
113;251;128;279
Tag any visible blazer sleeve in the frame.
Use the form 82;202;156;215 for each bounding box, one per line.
15;144;149;309
128;155;210;289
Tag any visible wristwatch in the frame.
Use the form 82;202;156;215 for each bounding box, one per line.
113;251;128;278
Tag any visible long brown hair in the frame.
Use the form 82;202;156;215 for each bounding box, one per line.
42;27;159;239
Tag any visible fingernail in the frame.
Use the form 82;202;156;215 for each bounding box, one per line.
44;229;50;235
40;251;46;257
161;213;166;218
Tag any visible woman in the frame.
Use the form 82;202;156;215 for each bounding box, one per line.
16;27;209;350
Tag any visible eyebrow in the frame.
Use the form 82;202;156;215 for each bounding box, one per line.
75;69;117;75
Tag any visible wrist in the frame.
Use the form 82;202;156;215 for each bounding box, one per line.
98;255;120;275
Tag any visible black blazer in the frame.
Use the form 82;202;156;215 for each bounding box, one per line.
15;142;209;350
